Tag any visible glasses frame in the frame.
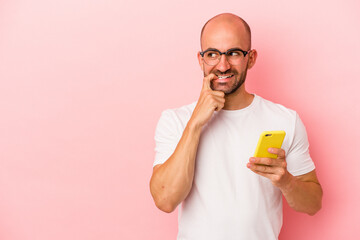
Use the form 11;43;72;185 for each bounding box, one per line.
199;48;250;66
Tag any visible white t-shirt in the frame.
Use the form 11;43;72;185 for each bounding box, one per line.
153;94;315;240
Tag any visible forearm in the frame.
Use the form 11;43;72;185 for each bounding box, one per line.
150;120;202;213
280;174;323;216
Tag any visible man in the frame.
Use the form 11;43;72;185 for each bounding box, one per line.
150;13;322;240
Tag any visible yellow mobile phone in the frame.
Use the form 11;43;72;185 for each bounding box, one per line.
254;131;286;158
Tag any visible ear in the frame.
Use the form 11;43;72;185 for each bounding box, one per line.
247;49;258;70
197;51;204;71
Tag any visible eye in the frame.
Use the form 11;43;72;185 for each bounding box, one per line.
206;51;219;58
227;51;241;57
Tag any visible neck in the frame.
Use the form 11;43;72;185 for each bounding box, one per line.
223;85;254;110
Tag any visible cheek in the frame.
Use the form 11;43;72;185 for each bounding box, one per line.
233;65;246;74
204;65;215;75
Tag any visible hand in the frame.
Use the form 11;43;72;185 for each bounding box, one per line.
189;73;225;128
247;148;293;189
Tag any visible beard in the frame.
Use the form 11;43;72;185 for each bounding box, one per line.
205;66;248;95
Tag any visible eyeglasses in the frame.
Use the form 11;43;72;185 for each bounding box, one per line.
200;48;250;66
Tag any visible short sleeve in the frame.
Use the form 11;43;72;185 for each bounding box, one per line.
153;110;182;167
286;113;315;176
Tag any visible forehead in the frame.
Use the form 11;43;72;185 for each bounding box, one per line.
201;20;249;51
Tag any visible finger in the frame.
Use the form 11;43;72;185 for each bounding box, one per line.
247;162;275;174
249;157;274;166
211;90;225;98
250;169;287;187
249;157;285;169
251;170;276;181
212;96;225;111
202;73;217;90
268;148;286;159
211;98;224;111
212;95;225;103
214;102;225;111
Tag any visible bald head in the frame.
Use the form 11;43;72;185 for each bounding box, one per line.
200;13;251;50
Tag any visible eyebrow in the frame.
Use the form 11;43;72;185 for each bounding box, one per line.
203;47;244;52
203;48;219;52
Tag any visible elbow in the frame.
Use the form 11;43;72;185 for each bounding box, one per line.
306;184;323;216
154;200;177;213
307;193;323;216
307;201;322;216
307;208;320;216
307;209;319;216
152;191;177;213
149;182;177;213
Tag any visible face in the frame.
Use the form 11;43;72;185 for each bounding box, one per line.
203;52;249;95
198;19;256;95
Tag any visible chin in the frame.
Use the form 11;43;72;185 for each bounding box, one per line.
216;88;232;94
211;83;235;94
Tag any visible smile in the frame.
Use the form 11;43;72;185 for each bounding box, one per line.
217;75;234;80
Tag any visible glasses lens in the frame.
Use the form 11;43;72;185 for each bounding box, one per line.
226;50;243;65
203;50;246;66
204;51;220;65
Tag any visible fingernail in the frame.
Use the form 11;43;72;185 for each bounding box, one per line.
250;158;255;162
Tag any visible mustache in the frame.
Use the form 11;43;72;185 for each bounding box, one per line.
212;70;237;75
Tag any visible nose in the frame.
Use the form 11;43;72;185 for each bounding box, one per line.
216;54;231;72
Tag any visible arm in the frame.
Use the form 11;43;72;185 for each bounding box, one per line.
150;73;225;213
247;148;323;215
281;169;322;215
150;121;202;213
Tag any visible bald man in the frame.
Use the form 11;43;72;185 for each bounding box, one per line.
150;13;322;240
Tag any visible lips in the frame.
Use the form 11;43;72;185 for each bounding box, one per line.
215;74;234;82
217;74;234;79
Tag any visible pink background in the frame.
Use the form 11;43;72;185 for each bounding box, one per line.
0;0;359;239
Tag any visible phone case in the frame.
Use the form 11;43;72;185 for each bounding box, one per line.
254;131;286;158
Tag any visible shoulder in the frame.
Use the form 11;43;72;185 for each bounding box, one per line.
156;101;197;131
255;95;298;121
161;101;197;124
